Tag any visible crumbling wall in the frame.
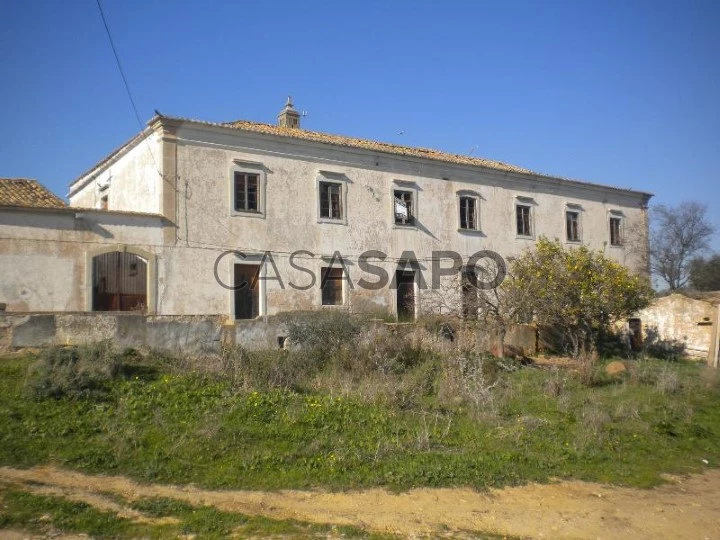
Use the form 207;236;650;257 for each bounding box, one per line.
0;312;537;358
0;313;226;354
637;294;716;357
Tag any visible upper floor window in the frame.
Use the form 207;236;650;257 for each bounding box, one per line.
319;181;343;220
609;216;623;246
231;160;266;218
516;203;532;237
566;210;580;242
394;189;414;225
316;171;349;225
459;196;477;230
234;172;259;212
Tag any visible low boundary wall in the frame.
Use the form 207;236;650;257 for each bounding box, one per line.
0;312;538;356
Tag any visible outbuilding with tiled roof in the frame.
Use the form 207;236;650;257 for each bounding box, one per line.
0;178;66;209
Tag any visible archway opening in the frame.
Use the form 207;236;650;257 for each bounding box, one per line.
92;251;147;312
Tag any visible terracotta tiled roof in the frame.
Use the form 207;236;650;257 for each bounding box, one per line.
222;119;533;175
70;114;653;200
0;178;66;209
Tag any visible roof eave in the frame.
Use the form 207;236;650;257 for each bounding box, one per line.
0;204;169;221
67;121;159;197
169;115;655;201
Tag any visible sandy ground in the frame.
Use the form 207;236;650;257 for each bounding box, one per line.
1;466;719;539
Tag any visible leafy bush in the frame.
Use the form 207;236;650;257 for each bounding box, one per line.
26;342;121;400
503;238;654;356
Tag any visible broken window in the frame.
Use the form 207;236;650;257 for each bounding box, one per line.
394;190;414;225
566;210;580;242
234;172;259;212
459;196;477;230
321;267;344;305
234;264;260;319
92;251;147;312
516;204;532;236
319;181;343;220
609;216;623;246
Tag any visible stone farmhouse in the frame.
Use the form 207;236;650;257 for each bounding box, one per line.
1;99;652;337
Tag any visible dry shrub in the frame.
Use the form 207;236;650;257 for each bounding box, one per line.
219;345;324;391
439;352;503;413
543;367;568;397
700;365;720;390
614;400;642;421
575;348;600;386
365;336;427;374
574;395;611;451
655;367;681;394
27;341;121;400
626;359;657;386
280;310;363;352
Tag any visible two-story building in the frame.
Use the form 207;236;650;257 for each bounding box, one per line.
1;99;651;322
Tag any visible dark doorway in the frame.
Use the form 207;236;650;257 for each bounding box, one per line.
235;264;260;320
92;251;147;311
396;270;416;321
628;318;643;351
462;269;479;319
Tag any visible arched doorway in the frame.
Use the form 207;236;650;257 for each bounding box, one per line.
92;251;147;311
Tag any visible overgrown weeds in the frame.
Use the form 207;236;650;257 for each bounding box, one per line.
26;341;121;400
3;328;720;493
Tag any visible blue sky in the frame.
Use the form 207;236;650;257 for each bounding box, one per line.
1;0;718;249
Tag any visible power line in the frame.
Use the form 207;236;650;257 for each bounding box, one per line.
95;0;144;135
94;0;160;173
89;5;490;269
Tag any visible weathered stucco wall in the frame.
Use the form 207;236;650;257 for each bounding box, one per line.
0;208;166;312
637;294;716;356
155;122;649;319
0;313;224;353
68;132;162;214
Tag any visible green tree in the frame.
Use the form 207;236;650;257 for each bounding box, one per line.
689;254;720;291
500;238;654;356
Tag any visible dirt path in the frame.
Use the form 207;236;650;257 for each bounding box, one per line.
1;466;719;539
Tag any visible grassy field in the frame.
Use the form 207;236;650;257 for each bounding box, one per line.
1;343;719;495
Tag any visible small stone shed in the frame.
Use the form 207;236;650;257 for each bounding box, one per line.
636;292;720;365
